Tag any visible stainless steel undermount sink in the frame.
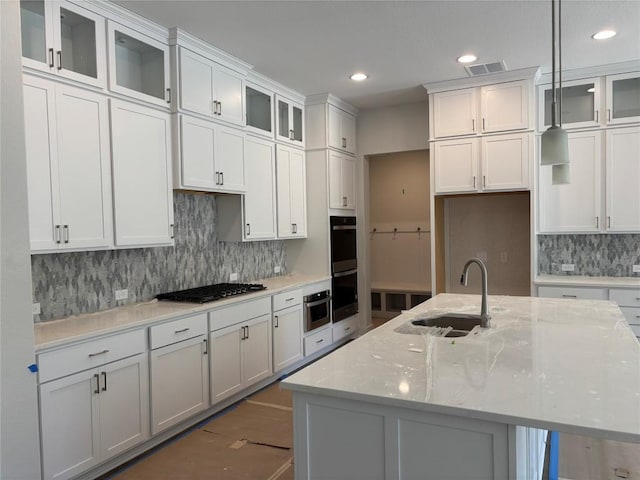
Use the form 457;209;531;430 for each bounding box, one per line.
411;313;482;337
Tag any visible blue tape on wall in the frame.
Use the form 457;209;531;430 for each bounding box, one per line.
549;430;559;480
27;364;38;373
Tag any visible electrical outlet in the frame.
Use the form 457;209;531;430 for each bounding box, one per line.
561;264;575;272
499;252;508;263
274;266;281;274
633;265;640;273
229;272;238;282
115;289;128;301
32;303;41;315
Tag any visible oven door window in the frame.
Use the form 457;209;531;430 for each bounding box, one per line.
308;301;329;326
332;271;358;321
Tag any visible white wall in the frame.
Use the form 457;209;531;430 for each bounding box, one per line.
356;101;429;328
0;1;42;477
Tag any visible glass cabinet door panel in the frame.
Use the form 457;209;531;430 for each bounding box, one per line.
610;77;640;122
292;105;303;142
278;99;289;138
58;7;98;79
113;29;165;100
20;0;49;65
246;86;272;133
543;82;596;127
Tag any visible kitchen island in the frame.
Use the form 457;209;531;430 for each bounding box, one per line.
281;293;640;480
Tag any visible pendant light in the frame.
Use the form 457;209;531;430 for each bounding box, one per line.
541;0;569;172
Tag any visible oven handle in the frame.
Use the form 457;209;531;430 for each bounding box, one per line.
332;225;356;230
305;297;331;308
333;268;357;278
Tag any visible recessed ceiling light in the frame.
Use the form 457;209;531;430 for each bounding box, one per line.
350;72;368;81
457;54;477;64
592;30;616;40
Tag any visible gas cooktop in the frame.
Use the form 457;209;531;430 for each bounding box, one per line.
156;283;266;303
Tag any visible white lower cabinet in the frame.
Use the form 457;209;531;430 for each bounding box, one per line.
39;352;149;480
303;327;332;357
149;314;209;434
537;285;607;300
332;315;357;343
209;298;273;404
272;291;303;372
609;288;640;339
110;99;174;247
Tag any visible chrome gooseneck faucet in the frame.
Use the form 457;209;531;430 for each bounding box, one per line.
460;258;491;328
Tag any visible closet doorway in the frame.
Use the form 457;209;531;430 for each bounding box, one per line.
368;150;431;322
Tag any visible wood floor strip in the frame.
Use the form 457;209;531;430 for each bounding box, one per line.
246;399;293;412
267;457;294;480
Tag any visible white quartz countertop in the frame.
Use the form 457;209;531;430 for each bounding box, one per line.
35;273;330;351
282;293;640;443
536;274;640;288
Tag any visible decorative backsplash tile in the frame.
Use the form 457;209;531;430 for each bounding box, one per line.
537;234;640;276
32;192;287;321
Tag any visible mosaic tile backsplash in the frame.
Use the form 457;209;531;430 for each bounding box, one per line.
32;192;287;321
537;234;640;276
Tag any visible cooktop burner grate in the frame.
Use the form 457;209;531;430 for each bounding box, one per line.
156;283;266;303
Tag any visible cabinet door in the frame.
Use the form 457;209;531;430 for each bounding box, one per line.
215;125;245;193
242;314;272;386
342;110;357;154
276;144;293;237
539;131;602;233
244;136;276;240
273;306;303;372
110;100;173;246
107;21;170;108
328;106;356;154
481;80;529;133
481;132;530;191
39;369;100;480
50;0;106;88
341;154;356;209
606;72;640;125
150;336;208;434
179;48;214;117
179;115;216;189
606;127;640;232
99;354;150;460
538;78;601;131
328;105;342;150
23;76;61;251
213;64;245;126
245;83;273;137
328;150;344;208
276;96;304;146
20;0;55;73
289;148;307;236
432;88;477;138
210;324;243;404
433;138;479;194
55;84;112;249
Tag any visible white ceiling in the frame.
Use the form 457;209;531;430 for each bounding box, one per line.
115;0;640;110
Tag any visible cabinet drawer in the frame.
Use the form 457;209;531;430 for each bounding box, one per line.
38;329;146;383
609;288;640;307
149;313;208;350
304;327;332;357
620;307;640;326
273;289;302;311
209;296;271;331
332;316;357;343
537;286;607;300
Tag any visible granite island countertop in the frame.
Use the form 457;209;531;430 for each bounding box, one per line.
535;274;640;288
35;273;330;351
282;293;640;443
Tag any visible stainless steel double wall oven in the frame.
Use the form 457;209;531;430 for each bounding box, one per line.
330;216;358;322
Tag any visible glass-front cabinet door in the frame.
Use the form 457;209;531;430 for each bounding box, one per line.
245;83;273;137
538;78;601;130
19;0;105;88
606;72;640;125
107;22;170;107
275;95;304;147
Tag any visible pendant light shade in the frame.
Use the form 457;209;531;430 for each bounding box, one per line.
552;163;570;184
541;0;570;169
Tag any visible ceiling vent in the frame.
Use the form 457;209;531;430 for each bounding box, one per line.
464;61;508;77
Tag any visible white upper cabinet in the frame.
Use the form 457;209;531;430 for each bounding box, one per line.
481;132;530;191
433;137;479;193
107;21;170;108
606;72;640;125
177;115;245;193
276;95;304;147
110;100;174;247
276;144;307;238
23;75;112;252
539;130;603;233
328;151;356;210
432;88;477;138
605;126;640;232
178;47;245;126
328;105;357;154
538;78;601;131
480;80;529;133
245;82;274;138
20;0;106;88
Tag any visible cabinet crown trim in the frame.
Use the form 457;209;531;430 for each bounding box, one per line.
81;0;170;42
246;71;305;104
305;93;358;116
536;60;640;85
424;66;540;94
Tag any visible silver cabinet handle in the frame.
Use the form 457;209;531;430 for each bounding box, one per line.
166;88;171;104
345;326;351;332
218;101;222;116
285;297;295;302
274;315;279;328
94;373;100;394
203;338;208;355
89;349;110;357
472;118;475;132
220;172;224;185
562;295;577;298
342;196;347;207
595;110;599;123
607;109;611;122
246;223;251;236
473;176;476;188
482;117;486;131
101;371;107;392
316;338;324;344
607;216;611;229
292;223;297;234
483;175;486;188
56;50;62;70
342;137;347;148
55;225;61;244
215;172;220;185
596;216;599;229
245;325;249;340
63;225;69;243
174;327;190;334
170;223;175;239
212;101;217;115
48;48;54;68
289;129;294;140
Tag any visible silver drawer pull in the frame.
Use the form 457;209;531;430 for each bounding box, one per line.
345;327;351;332
562;295;577;298
286;297;295;302
635;297;640;301
174;327;190;334
88;349;109;357
316;338;324;344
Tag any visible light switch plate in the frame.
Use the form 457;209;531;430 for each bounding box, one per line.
561;264;575;272
32;303;41;315
274;266;281;274
115;289;128;301
633;265;640;273
229;272;238;282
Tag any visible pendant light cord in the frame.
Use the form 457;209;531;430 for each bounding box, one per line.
551;0;557;127
558;0;562;127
